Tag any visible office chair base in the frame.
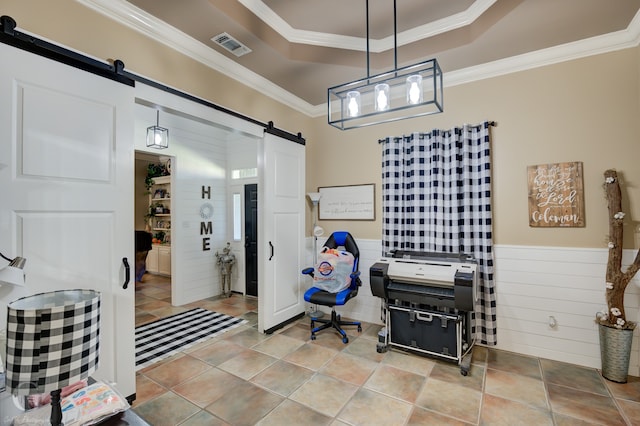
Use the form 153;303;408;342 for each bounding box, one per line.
310;310;362;344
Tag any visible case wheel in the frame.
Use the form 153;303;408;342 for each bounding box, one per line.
376;343;388;353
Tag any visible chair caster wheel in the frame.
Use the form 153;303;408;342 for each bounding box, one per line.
311;335;316;340
342;336;349;344
357;325;362;332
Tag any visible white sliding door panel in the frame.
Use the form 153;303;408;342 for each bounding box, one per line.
19;83;113;181
0;43;136;397
258;132;305;332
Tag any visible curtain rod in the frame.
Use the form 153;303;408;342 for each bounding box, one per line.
0;15;305;145
377;121;496;144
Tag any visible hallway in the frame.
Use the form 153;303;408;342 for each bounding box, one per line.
132;275;640;425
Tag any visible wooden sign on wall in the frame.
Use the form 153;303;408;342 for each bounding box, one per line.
527;161;585;227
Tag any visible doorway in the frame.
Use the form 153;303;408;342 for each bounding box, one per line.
134;151;172;309
244;183;258;297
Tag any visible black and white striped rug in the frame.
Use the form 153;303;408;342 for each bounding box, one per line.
135;308;247;370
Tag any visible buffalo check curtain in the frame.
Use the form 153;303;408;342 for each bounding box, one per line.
380;121;496;345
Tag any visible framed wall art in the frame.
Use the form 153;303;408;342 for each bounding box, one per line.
527;161;585;227
318;184;375;220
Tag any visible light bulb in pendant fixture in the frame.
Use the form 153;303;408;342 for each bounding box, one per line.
375;83;390;111
406;75;423;105
346;91;361;117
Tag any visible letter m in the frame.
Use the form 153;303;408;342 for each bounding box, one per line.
200;221;212;235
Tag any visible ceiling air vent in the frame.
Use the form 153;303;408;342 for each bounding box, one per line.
211;32;252;57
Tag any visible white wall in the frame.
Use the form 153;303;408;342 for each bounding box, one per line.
133;82;264;306
318;238;640;376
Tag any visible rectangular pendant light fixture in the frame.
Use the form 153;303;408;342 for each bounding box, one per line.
327;0;443;130
146;109;169;149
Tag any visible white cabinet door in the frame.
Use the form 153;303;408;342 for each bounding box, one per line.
147;246;159;274
158;246;171;275
0;44;136;397
258;132;305;333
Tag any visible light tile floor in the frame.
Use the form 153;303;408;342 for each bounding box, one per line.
132;275;640;425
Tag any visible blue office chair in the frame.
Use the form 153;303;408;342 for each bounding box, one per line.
302;231;362;343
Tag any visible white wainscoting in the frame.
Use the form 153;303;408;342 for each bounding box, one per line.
494;245;640;376
305;239;640;375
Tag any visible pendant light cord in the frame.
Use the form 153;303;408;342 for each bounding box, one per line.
0;251;13;262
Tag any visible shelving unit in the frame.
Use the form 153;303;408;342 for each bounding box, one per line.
147;175;171;276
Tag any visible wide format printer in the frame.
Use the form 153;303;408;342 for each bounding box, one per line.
370;251;477;375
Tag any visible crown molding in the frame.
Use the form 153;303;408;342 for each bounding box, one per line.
445;9;640;88
76;0;318;116
238;0;497;53
76;0;640;119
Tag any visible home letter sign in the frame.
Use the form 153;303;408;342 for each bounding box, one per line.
527;162;585;227
201;185;213;250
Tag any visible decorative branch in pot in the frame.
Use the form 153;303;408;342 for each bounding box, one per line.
597;169;640;382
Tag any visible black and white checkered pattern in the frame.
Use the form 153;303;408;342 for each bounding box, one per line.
5;289;101;395
135;308;247;370
381;121;497;345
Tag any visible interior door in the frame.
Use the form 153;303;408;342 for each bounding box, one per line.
258;132;305;333
0;43;136;396
244;183;258;297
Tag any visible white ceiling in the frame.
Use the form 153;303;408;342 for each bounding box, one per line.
79;0;640;117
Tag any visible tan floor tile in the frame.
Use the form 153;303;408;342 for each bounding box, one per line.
606;374;640;401
541;358;608;395
485;368;549;410
553;413;604;426
133;391;200;426
471;345;488;365
480;393;553;425
217;348;277;380
617;399;640;425
252;333;305;358
547;383;627;425
251;360;314;396
133;275;637;426
205;381;283;425
320;352;378;386
279;322;313;341
257;399;332;426
487;348;541;380
189;339;247;366
359;322;384;341
172;367;245;407
338;388;413;426
284;343;337;370
137;299;171;311
132;374;167;407
289;374;358;417
416;378;481;424
149;305;191;318
145;354;212;388
364;364;425;403
407;406;472;425
382;349;436;376
135;312;160;327
430;359;485;391
223;327;270;348
179;410;229;426
343;335;385;362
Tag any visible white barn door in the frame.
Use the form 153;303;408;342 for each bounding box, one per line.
0;44;136;396
258;131;305;332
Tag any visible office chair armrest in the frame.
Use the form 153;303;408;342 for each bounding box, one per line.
302;267;315;277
